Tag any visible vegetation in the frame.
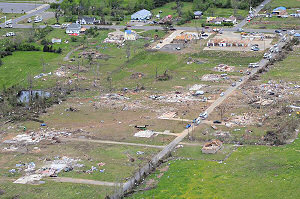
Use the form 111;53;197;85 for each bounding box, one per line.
131;135;300;198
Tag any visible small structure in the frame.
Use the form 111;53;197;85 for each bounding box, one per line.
224;15;237;24
194;11;203;19
51;38;61;44
77;16;96;25
207;38;250;47
34;16;43;23
66;23;81;34
206;16;236;24
158;15;172;24
131;9;152;21
272;7;287;15
202;139;222;154
124;29;137;40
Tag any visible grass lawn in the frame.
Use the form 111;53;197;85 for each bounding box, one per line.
131;135;300;199
262;45;300;82
246;16;300;30
269;0;300;9
0;51;60;89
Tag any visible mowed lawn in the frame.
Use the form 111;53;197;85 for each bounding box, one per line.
132;135;300;199
270;0;300;9
0;51;59;88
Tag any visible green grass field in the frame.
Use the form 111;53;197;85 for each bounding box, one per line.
0;51;60;89
270;0;300;9
132;134;300;199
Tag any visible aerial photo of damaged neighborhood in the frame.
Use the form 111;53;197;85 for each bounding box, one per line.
0;0;299;198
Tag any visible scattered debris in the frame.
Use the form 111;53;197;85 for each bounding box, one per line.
201;74;221;81
214;64;235;72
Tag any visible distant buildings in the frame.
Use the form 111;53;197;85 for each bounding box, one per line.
66;23;81;34
206;16;237;25
131;9;152;21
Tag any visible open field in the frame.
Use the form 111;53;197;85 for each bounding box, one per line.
0;51;60;88
131;134;300;199
269;0;300;9
246;16;300;30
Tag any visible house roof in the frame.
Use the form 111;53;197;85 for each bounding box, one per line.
194;11;203;16
125;30;132;34
67;23;81;29
294;33;300;37
131;9;152;19
273;7;287;11
79;16;95;23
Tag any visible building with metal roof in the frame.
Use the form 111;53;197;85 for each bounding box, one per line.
131;9;152;21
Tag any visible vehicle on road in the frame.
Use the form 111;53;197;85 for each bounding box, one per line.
5;24;12;28
54;24;60;28
231;82;236;87
275;30;281;33
248;63;259;68
199;112;208;120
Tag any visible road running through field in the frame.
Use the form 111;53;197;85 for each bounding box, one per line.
50;177;121;187
61;138;166;149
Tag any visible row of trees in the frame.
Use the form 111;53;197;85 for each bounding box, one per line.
193;0;265;12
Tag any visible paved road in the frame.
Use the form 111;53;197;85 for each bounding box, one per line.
0;3;49;26
61;137;165;149
235;0;273;30
63;45;83;61
50;177;121;187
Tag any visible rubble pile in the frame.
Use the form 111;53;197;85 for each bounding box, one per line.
95;94;147;110
78;50;110;60
230;112;257;126
13;156;84;184
201;74;221;81
202;139;223;154
214;64;235;72
149;92;208;103
3;130;73;146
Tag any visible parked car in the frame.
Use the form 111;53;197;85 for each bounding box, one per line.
54;24;60;28
6;32;15;37
231;82;236;87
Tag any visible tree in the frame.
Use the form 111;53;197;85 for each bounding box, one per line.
176;0;183;17
55;8;62;24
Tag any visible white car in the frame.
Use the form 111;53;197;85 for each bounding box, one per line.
6;32;15;37
199;112;208;120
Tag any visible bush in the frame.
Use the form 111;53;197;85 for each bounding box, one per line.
50;3;60;9
71;37;78;42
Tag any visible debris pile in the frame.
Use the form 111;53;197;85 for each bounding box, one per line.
214;64;235;72
202;139;223;154
230;112;257;126
3;130;73;145
189;84;206;91
13;157;84;184
78;50;110;60
201;74;221;81
149;92;208;103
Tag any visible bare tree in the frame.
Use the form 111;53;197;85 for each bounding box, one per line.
217;104;228;121
125;41;131;62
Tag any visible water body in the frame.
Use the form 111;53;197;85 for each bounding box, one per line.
17;90;50;103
